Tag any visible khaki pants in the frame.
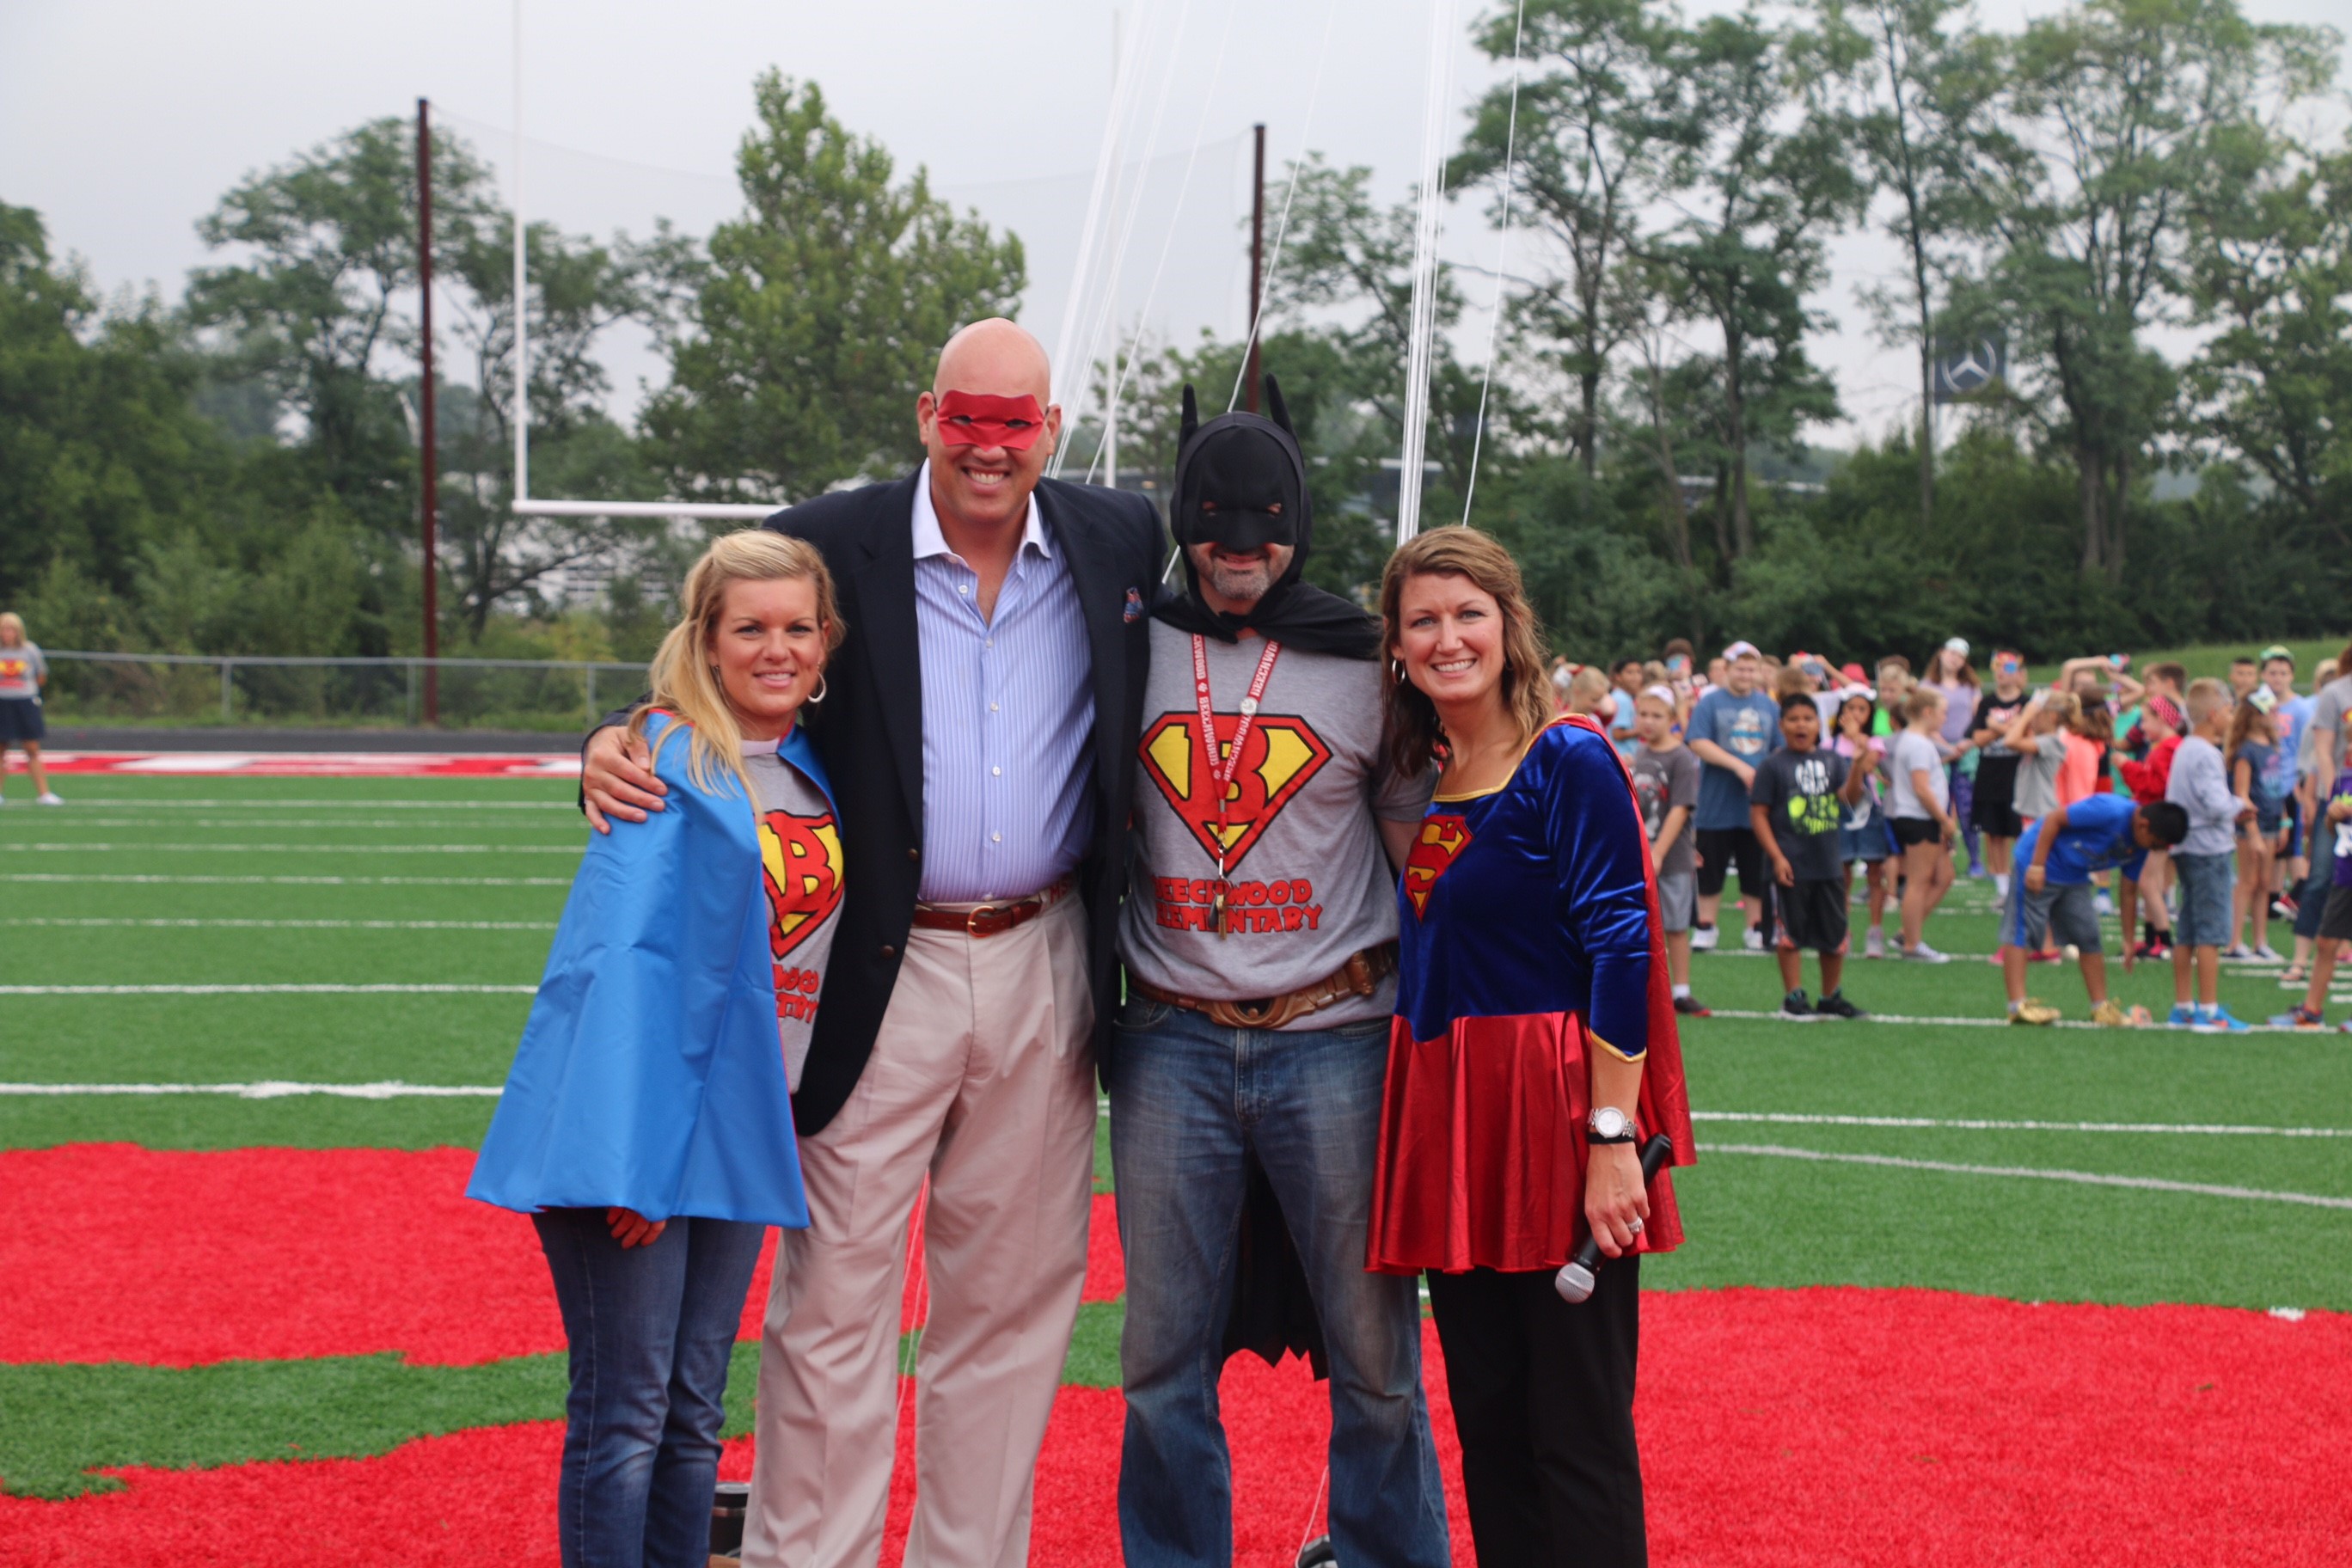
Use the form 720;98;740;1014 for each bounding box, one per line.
742;891;1098;1568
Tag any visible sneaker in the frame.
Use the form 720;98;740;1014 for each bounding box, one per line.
2090;998;2132;1027
2196;1006;2252;1033
1902;943;1951;964
34;792;62;805
2010;998;2062;1025
1743;924;1764;951
1781;989;1815;1017
2166;1003;2198;1027
2145;937;2173;961
2095;890;2116;916
2269;1005;2327;1030
1672;994;1712;1018
1814;989;1866;1020
2252;945;2285;963
2027;947;2061;964
1864;926;1886;959
2223;944;2255;960
1690;924;1719;952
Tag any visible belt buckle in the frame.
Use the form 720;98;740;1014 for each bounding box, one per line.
1228;996;1275;1026
965;904;1004;937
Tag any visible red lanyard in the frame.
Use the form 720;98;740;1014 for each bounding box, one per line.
1191;634;1282;936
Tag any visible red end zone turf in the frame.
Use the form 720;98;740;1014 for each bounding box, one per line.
0;1147;1124;1365
7;1292;2349;1565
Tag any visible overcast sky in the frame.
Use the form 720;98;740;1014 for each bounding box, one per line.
3;0;2345;452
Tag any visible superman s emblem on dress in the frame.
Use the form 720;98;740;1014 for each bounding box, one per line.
1403;814;1473;919
757;809;844;959
1137;712;1333;873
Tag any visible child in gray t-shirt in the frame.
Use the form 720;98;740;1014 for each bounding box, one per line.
1630;685;1706;1015
0;614;59;805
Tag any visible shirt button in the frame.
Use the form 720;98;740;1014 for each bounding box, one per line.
991;831;1002;842
907;847;920;862
985;640;994;651
957;583;968;596
990;701;1000;712
992;766;1002;776
879;945;897;960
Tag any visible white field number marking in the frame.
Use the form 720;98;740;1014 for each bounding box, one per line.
1705;1142;2352;1211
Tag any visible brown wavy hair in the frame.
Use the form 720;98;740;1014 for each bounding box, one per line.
1379;528;1554;782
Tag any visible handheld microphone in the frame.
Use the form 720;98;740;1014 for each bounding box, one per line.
1554;1133;1676;1304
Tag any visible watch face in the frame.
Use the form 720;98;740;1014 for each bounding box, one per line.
1591;1107;1630;1139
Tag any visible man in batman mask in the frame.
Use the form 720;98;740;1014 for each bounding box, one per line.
1108;378;1450;1567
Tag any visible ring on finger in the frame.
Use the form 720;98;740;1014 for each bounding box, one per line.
1628;1218;1645;1235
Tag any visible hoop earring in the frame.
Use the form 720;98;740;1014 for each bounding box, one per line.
806;675;828;706
1390;659;1410;686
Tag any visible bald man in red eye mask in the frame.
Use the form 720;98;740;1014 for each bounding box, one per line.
580;319;1166;1568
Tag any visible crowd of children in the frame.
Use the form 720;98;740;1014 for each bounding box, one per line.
1575;638;2352;1032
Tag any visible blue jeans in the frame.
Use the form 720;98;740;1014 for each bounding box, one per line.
533;1209;768;1568
1107;999;1450;1568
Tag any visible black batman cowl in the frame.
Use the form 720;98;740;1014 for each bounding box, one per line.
1151;376;1381;661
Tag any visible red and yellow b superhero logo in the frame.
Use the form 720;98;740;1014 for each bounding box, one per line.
1136;712;1332;873
1402;814;1473;919
758;810;844;959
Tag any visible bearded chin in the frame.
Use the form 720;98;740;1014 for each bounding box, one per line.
1205;559;1273;605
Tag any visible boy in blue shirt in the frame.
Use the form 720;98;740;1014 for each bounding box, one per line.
2005;793;2189;1025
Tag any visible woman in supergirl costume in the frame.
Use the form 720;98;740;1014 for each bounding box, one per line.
470;530;845;1568
1368;528;1695;1568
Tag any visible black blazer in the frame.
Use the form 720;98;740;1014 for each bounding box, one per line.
762;470;1164;1136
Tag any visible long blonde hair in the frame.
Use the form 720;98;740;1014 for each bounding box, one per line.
629;530;844;798
1379;527;1553;781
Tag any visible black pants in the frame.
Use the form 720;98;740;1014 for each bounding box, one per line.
1424;1257;1645;1568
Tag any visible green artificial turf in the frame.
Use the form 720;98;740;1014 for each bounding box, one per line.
0;1303;1130;1499
8;776;2352;1317
0;1352;569;1499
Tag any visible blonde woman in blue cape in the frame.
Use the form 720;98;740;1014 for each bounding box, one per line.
469;530;847;1568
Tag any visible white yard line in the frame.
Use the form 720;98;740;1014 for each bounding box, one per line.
2;917;556;930
0;983;538;995
1706;1007;2324;1036
0;1081;503;1099
0;842;578;855
1692;1111;2352;1138
1;873;570;886
1703;1142;2352;1210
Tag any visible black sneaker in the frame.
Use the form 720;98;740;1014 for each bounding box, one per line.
1672;994;1712;1018
1814;989;1867;1020
1781;989;1814;1017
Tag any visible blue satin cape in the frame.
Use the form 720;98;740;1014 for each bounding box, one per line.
467;714;817;1228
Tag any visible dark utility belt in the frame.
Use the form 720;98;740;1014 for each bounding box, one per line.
1128;942;1398;1031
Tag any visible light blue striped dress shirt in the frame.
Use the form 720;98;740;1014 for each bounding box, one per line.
910;463;1098;903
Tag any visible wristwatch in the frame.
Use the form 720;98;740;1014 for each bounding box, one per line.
1587;1106;1637;1145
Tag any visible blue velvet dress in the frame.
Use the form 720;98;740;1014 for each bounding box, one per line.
1369;715;1695;1274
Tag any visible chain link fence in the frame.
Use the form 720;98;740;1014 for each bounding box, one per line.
41;652;652;731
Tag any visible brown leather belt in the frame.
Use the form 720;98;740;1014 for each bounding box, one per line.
910;875;1074;938
1129;943;1397;1031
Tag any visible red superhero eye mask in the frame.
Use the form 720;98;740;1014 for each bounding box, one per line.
935;390;1047;450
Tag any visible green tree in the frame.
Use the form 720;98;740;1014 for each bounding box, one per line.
187;117;496;536
2177;133;2352;536
1822;0;2007;530
0;203;239;604
641;74;1026;505
1950;0;2336;582
1646;8;1867;560
1456;0;1685;476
